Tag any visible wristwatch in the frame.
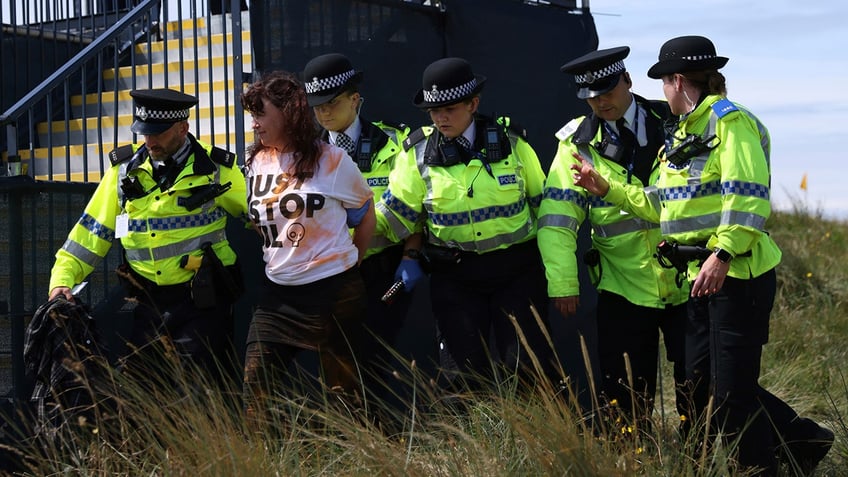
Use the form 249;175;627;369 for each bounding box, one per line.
403;248;421;260
713;247;733;264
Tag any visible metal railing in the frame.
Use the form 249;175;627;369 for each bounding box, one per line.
1;0;249;182
0;0;249;401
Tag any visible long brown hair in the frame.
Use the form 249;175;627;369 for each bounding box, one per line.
241;70;321;181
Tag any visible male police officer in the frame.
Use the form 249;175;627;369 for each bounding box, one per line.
537;47;691;434
303;53;421;413
48;88;247;387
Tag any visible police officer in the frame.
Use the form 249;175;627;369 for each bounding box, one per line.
538;47;691;435
379;57;556;394
303;53;422;411
48;88;248;388
573;36;833;475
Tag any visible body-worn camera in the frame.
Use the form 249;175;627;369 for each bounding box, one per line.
665;134;718;167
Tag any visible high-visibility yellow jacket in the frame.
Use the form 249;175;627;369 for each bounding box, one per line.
341;118;409;259
377;115;545;253
49;134;248;291
538;96;689;308
605;94;780;280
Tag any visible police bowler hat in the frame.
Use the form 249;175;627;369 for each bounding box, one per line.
647;35;729;79
130;88;197;135
302;53;364;107
413;57;486;109
560;46;630;99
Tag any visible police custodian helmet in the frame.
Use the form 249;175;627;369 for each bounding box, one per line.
130;88;198;135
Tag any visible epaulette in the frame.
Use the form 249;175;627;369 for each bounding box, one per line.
376;119;409;133
711;98;739;119
493;116;528;140
209;146;237;168
555;117;583;142
108;144;135;166
402;128;427;152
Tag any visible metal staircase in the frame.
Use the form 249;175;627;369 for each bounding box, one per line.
26;10;253;182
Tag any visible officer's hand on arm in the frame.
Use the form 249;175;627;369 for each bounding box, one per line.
49;286;74;302
570;154;609;197
553;296;580;317
691;253;730;298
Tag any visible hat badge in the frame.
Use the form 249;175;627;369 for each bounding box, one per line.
136;105;148;121
584;71;596;84
311;77;321;90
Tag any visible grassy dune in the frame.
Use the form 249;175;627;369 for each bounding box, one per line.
3;206;846;476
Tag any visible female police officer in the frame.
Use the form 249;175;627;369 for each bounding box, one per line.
571;36;832;476
378;57;557;395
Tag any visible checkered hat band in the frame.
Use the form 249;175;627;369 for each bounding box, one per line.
305;69;355;94
681;54;717;61
423;78;478;103
574;60;625;84
137;107;190;121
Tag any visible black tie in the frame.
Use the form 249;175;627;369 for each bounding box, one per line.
616;118;636;155
336;132;356;156
455;136;471;151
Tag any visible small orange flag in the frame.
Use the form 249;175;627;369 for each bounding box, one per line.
800;173;808;191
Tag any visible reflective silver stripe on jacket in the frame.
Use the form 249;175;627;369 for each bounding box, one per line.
538;213;580;232
721;209;767;230
661;212;720;235
644;185;662;212
687;111;719;178
369;233;397;250
124;229;226;262
592;216;659;238
428;222;533;252
61;239;103;268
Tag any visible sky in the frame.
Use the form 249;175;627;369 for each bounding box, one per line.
590;0;848;220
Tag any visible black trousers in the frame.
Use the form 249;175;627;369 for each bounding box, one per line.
687;269;817;473
429;240;555;391
124;281;236;389
596;291;688;426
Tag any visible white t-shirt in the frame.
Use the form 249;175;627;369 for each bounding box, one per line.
246;143;373;286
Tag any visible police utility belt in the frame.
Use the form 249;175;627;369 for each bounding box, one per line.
118;244;243;309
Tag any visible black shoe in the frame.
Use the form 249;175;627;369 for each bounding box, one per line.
787;424;834;476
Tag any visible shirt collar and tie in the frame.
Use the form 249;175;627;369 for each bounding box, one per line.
330;116;362;157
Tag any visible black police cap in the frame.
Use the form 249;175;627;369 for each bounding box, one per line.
302;53;364;107
130;88;198;135
560;46;630;99
647;35;729;79
413;57;486;109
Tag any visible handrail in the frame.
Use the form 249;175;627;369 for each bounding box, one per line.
0;0;156;126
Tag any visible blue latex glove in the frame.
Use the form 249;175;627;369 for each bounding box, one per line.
394;258;424;292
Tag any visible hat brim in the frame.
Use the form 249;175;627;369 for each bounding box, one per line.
576;73;622;100
305;71;364;107
131;119;175;135
412;75;486;109
647;56;729;79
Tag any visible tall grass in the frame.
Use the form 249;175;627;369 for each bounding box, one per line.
4;207;847;476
